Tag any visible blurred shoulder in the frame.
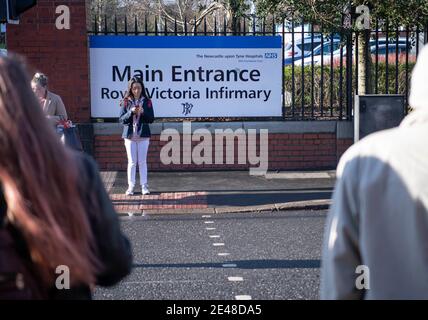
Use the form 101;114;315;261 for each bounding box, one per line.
337;126;408;178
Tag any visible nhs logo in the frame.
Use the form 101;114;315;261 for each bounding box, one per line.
264;53;277;59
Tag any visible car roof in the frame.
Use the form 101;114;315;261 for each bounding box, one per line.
311;39;342;50
290;35;339;44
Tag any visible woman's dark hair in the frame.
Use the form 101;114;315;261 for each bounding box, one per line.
0;54;102;287
123;76;148;101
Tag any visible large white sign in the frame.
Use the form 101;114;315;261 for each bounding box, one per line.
89;36;282;118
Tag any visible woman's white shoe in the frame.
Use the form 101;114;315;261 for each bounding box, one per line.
142;184;150;195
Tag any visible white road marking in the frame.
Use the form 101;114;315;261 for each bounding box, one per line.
206;227;216;231
204;221;214;224
218;253;230;256
235;295;252;300
202;215;211;218
209;235;220;238
228;277;243;282
222;264;237;268
213;243;225;246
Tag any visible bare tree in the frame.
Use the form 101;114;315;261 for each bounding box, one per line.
89;0;120;32
88;0;253;33
155;0;226;31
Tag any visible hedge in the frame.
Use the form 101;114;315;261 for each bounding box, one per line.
284;61;416;112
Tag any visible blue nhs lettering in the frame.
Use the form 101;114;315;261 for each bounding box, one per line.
264;53;277;59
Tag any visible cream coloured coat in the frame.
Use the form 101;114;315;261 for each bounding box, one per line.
321;43;428;300
320;109;428;299
42;91;68;125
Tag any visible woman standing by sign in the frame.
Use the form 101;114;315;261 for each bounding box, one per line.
119;77;155;196
31;72;68;126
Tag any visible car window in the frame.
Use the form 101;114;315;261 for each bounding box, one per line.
377;46;406;54
312;45;322;55
313;41;341;55
332;42;341;51
300;41;322;52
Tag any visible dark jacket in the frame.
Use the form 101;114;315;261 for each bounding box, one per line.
119;97;155;139
0;152;133;300
0;189;5;227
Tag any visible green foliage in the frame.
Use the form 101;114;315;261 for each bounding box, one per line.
283;61;416;110
256;0;428;30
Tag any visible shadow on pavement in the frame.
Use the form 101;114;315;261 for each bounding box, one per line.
207;192;332;207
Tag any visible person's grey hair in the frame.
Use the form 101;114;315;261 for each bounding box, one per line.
32;72;48;88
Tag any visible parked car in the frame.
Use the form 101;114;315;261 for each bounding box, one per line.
294;39;342;66
284;51;311;66
284;35;413;66
0;48;7;56
297;42;414;66
283;34;340;65
331;42;411;58
373;43;410;55
373;37;409;47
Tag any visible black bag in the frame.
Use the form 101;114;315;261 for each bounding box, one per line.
61;126;83;152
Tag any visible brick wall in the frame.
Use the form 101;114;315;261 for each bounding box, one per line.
6;0;90;123
268;133;337;170
337;139;354;163
94;133;343;171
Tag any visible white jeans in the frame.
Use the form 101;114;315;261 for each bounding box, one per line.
124;138;150;189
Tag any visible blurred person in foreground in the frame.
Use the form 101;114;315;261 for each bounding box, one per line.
0;55;132;299
320;44;428;299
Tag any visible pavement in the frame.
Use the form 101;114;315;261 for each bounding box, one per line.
101;170;336;215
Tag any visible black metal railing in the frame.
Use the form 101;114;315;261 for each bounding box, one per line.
88;14;428;121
